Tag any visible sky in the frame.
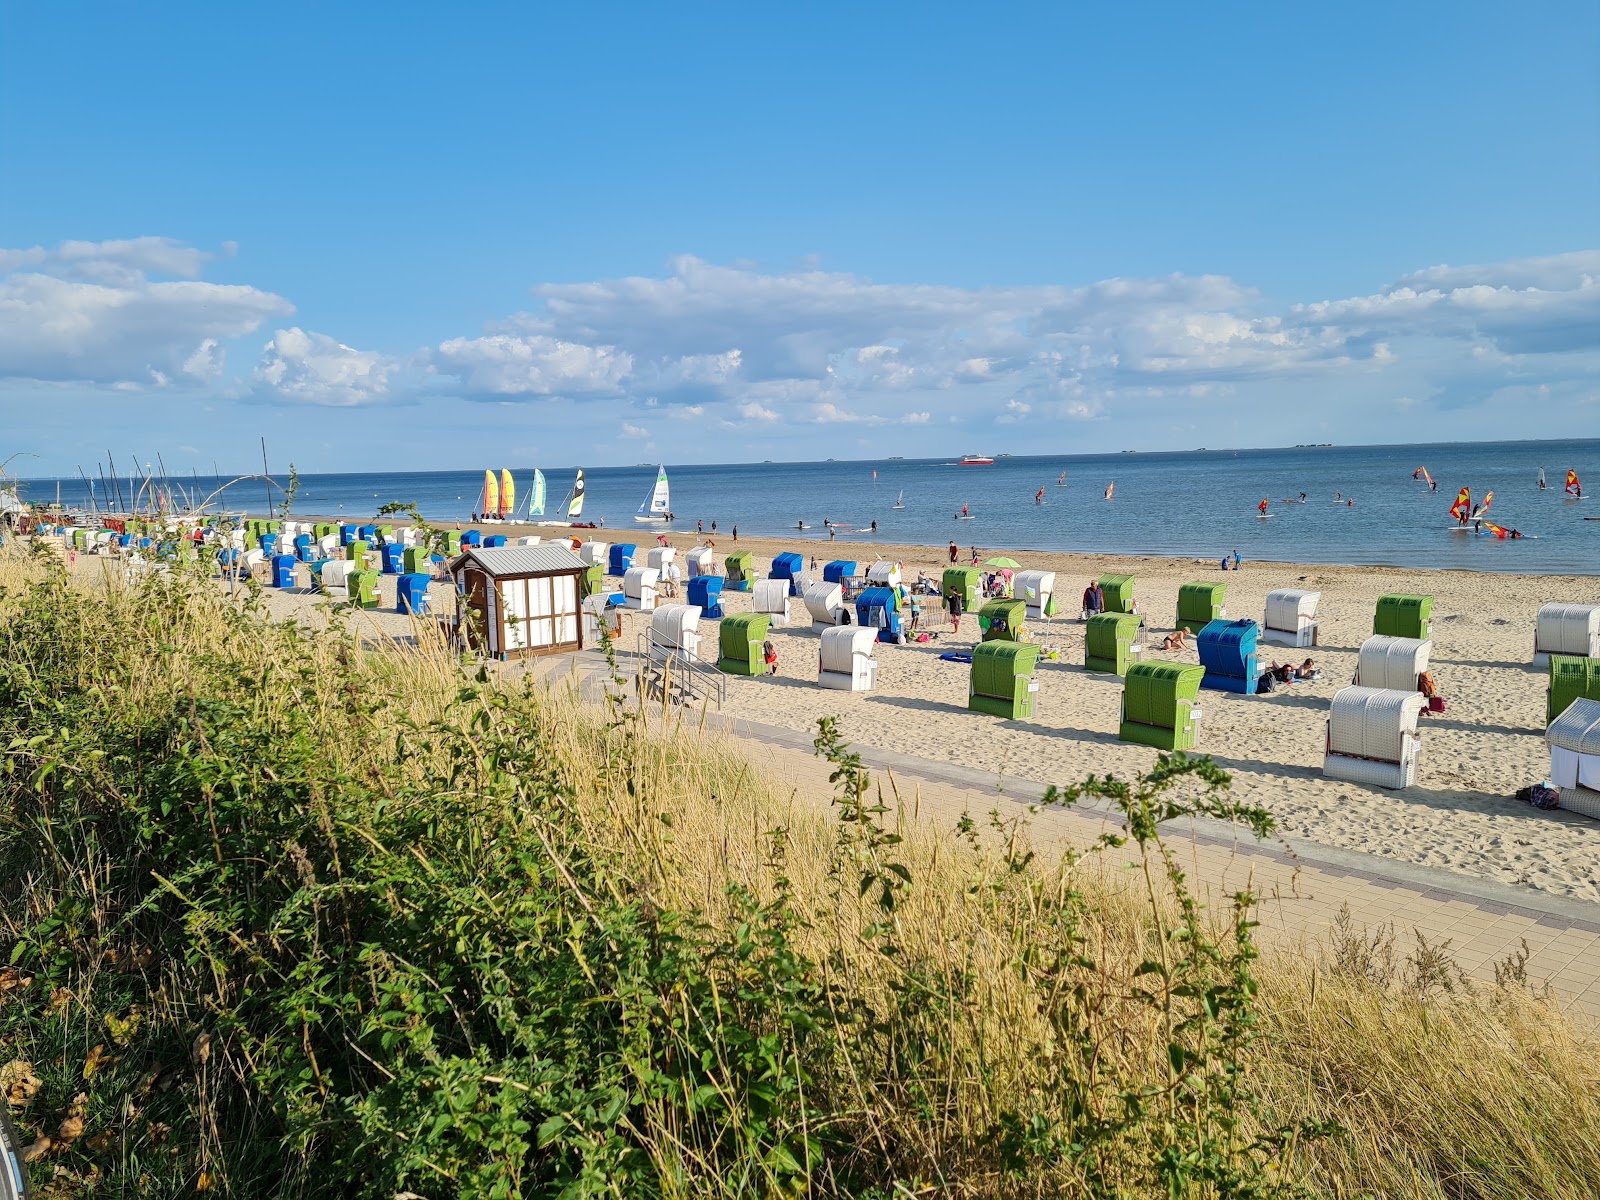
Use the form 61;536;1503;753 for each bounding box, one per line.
1;1;1596;476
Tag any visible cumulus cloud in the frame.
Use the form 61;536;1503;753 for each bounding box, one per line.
431;332;633;397
0;238;292;387
246;328;398;407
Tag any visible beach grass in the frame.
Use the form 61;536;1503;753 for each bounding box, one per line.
0;545;1596;1198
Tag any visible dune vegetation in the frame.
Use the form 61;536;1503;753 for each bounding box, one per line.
1;545;1597;1198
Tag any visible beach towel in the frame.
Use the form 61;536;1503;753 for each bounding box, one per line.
939;653;973;664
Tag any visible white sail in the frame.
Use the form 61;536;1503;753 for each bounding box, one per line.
634;465;670;522
530;469;546;516
568;470;585;518
893;489;905;509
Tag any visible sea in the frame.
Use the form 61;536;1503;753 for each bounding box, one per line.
22;438;1600;575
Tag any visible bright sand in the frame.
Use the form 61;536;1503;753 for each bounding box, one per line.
113;519;1600;902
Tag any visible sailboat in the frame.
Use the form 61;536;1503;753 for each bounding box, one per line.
499;469;515;520
1057;471;1066;486
633;465;671;523
1565;469;1585;501
892;488;905;510
528;469;546;517
1538;466;1547;491
479;470;499;520
568;470;586;520
1104;482;1115;501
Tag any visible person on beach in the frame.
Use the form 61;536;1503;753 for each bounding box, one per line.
732;526;738;542
1232;550;1242;569
970;546;979;564
1082;581;1102;618
948;540;958;563
1160;628;1190;652
711;521;717;534
698;519;703;533
1295;658;1318;680
829;526;836;541
947;588;964;634
763;638;778;675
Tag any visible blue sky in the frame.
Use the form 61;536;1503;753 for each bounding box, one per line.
2;1;1596;475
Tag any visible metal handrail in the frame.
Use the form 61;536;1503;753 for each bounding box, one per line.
634;629;726;709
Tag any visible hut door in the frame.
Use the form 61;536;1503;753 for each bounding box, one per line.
461;568;491;651
553;572;579;647
525;575;555;648
504;578;530;651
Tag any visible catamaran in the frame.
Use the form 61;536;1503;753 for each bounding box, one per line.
527;469;546;517
634;465;671;523
499;469;515;520
892;489;905;510
479;470;499;520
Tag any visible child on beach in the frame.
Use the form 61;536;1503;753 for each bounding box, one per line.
763;638;778;675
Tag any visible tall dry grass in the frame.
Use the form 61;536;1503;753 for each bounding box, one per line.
0;543;1595;1198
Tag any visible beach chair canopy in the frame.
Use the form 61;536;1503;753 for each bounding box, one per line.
1536;603;1600;660
1197;619;1259;675
1265;589;1321;631
1086;612;1141;657
1177;582;1227;632
770;551;804;579
718;612;770;666
624;566;660;596
820;626;878;673
1124;662;1203;729
1356;636;1432;692
971;640;1040;695
724;550;752;575
578;540;608;565
686;574;723;605
1548;655;1600;725
1374;593;1433;638
1547;697;1600;792
609;543;637;573
649;603;701;650
867;560;902;586
1014;569;1056;605
803;580;846;624
1098;574;1136;614
978;597;1027;641
1328;685;1424;764
753;579;789;615
823;560;857;584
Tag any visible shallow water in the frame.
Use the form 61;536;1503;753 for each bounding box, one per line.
25;438;1600;574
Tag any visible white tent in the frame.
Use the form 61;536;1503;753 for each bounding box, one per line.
578;541;609;567
1323;685;1425;789
648;604;703;663
866;560;902;587
1534;603;1600;667
647;546;676;572
1015;570;1056;621
1547;697;1600;820
1262;589;1321;647
1353;635;1431;692
819;626;878;692
803;580;848;630
623;566;660;611
753;578;790;626
686;546;717;577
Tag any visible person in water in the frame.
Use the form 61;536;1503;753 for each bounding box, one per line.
870;519;877;532
1299;492;1308;502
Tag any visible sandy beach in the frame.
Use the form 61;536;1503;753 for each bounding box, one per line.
77;517;1600;902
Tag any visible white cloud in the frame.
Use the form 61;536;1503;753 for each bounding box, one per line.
431;332;632;396
737;400;779;422
0;238;292;387
247;327;397;407
619;422;650;439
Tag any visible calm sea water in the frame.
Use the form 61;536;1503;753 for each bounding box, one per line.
23;439;1600;575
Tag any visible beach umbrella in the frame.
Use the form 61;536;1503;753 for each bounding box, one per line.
984;556;1022;569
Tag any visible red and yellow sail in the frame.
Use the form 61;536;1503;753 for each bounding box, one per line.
1471;490;1493;519
481;470;498;517
500;469;515;519
1449;486;1470;521
1568;469;1582;496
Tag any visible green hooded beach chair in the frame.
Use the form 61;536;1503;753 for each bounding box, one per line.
978;597;1027;642
1119;661;1204;751
943;567;981;610
1175;582;1226;634
1548;655;1600;726
725;550;753;592
968;641;1040;719
718;612;771;675
1098;574;1138;621
1374;594;1432;639
349;569;381;610
1085;612;1143;675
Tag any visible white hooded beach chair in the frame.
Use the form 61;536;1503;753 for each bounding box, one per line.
1323;685;1424;789
579;541;608;567
819;626;878;692
623;566;660;611
1261;589;1321;647
1534;603;1600;668
753;579;790;627
648;603;703;663
1015;570;1057;621
319;559;356;599
866;560;902;588
686;546;717;577
803;581;848;630
516;535;543;547
1547;697;1600;820
1353;635;1431;693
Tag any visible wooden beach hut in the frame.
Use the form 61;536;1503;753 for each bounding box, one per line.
449;543;586;660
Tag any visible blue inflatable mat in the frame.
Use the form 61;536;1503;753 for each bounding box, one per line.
939;653;973;663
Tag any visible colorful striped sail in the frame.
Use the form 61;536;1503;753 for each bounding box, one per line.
530;469;546;516
481;470;498;518
568;470;585;519
500;469;514;519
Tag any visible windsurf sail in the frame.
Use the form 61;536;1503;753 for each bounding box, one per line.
893;488;905;508
1104;482;1114;500
1415;466;1433;485
636;465;670;520
529;469;546;516
499;469;515;519
1035;487;1045;502
1449;486;1470;522
1470;490;1494;520
568;470;585;519
1058;471;1066;485
1484;522;1513;539
1568;469;1582;496
1538;466;1547;489
1258;497;1269;514
481;470;498;518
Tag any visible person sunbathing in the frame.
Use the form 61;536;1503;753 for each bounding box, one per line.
1294;658;1317;680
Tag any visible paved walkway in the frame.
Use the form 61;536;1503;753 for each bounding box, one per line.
533;650;1600;1022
